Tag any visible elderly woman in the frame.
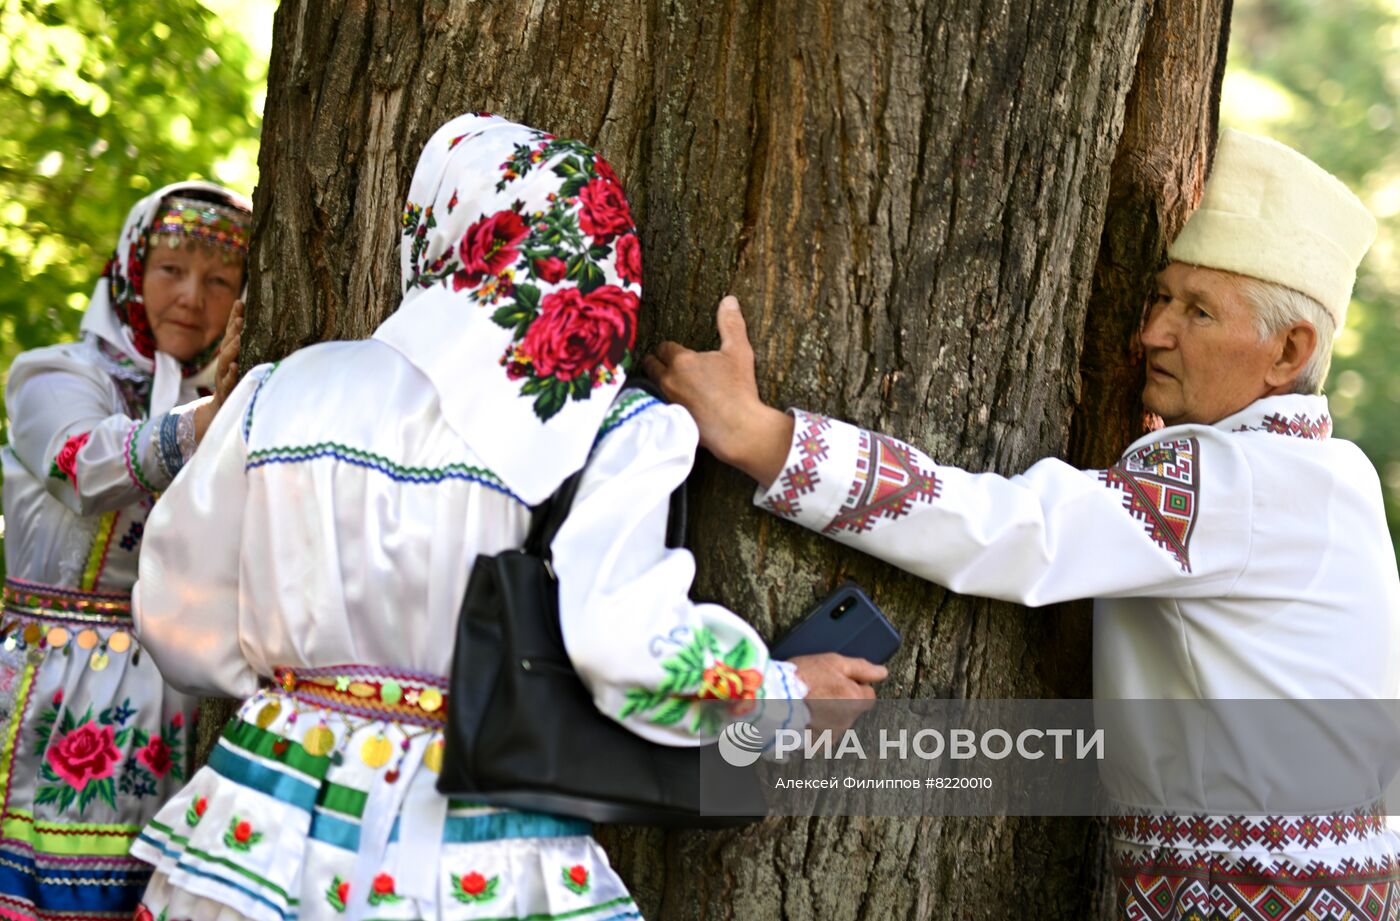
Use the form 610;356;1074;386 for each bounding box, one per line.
0;182;249;916
129;113;881;921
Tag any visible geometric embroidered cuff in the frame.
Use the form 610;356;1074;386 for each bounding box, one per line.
752;409;863;534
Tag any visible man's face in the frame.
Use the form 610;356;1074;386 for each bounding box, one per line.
1141;262;1280;427
142;240;244;362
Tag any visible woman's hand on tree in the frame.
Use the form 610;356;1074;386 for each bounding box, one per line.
643;295;794;489
787;652;888;734
193;300;243;444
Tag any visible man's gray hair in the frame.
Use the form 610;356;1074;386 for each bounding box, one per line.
1232;276;1335;394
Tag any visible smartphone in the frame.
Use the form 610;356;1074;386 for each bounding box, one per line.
769;582;901;665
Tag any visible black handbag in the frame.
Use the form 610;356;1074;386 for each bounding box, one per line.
437;381;766;826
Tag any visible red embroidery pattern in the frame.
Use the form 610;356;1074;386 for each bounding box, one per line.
824;430;941;535
1100;438;1199;572
1110;809;1388;852
1113;850;1400;921
1235;411;1332;441
762;411;832;519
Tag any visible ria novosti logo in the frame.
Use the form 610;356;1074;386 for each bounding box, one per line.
718;721;767;767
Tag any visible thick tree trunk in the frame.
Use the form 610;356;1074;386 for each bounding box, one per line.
203;1;1230;917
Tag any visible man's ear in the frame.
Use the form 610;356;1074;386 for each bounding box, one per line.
1265;321;1318;390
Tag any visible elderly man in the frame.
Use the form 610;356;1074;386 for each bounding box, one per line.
645;129;1400;918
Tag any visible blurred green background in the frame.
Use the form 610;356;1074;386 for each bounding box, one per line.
0;0;1396;572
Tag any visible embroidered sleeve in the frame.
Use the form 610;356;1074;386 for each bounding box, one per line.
554;400;808;747
755;410;1250;605
5;360;165;516
1096;438;1201;572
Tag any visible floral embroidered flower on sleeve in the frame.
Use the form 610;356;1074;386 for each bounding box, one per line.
48;432;92;490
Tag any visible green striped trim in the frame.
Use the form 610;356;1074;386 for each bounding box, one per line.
126;420;159;493
0;811;140;856
245;442;520;501
242;361;281;441
221;718;331;781
596;390;660;443
144;819;299;905
479;896;637;921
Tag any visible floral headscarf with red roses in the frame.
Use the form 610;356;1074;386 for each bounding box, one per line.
78;181;251;416
374;113;645;504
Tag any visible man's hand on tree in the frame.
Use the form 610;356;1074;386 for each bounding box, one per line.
643;295;795;489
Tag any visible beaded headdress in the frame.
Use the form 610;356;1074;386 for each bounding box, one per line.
149;195;251;260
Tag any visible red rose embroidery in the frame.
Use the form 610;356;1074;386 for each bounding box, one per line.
373;874;394;895
172;712;184;728
338;880;350;904
698;662;764;702
461;872;487;896
614;233;642;287
578;178;633;242
534;257;567;284
593;155;620;186
52;689;63;707
455;209;528;290
45;722;120;791
136;735;173;777
51;433;91;488
517;286;638;383
134;904;154;921
234;820;253;842
195;796;208;816
562;863;591;894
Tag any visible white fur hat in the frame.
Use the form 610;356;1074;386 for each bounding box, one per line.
1167;129;1377;329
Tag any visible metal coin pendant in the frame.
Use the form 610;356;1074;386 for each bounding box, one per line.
108;631;132;653
360;734;393;768
89;651;109;672
256;701;282;729
423;739;445;774
75;629;98;650
302;725;335;757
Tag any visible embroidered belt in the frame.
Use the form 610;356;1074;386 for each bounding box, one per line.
271;664;448;729
1110;804;1389;851
3;577;132;623
1;578;136;669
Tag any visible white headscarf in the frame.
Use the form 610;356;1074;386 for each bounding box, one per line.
373;114;644;505
79;180;252;415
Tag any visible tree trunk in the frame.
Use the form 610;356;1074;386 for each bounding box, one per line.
205;1;1230;917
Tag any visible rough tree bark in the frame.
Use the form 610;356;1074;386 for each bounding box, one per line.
196;1;1230;918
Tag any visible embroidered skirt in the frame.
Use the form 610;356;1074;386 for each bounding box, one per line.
1112;808;1400;920
0;578;198;921
131;665;644;921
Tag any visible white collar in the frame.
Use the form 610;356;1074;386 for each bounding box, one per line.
1214;393;1333;441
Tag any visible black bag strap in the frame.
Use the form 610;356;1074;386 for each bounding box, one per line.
526;377;687;562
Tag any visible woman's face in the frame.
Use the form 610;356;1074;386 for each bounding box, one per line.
142;240;244;361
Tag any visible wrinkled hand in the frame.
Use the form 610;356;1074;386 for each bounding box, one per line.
642;296;794;488
193;300;243;444
788;653;888;734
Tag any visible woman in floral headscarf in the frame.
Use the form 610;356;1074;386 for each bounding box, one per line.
129;113;878;921
0;182;250;918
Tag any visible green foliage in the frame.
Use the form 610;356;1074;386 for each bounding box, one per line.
0;0;265;392
1223;0;1400;557
0;0;269;573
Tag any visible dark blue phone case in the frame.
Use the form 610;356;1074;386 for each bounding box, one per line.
769;583;901;665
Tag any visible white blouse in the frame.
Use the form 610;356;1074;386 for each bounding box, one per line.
4;337;205;591
134;338;803;745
